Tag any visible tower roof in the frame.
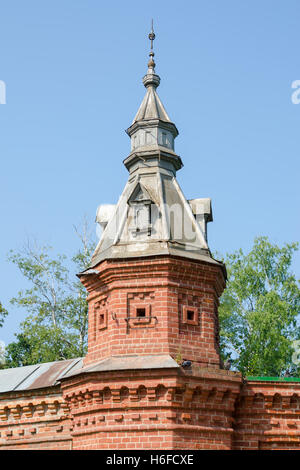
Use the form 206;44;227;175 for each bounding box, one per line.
132;22;172;124
85;24;221;272
132;85;172;124
126;22;179;168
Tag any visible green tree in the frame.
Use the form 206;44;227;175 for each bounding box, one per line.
219;237;300;377
5;220;96;368
0;303;8;369
0;302;8;328
4;333;33;368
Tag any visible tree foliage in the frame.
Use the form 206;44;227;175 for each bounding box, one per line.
219;237;300;377
4;220;96;368
0;302;8;329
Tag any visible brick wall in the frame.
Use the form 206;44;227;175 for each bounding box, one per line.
0;387;72;450
233;379;300;450
81;256;225;368
59;366;241;450
2;254;300;450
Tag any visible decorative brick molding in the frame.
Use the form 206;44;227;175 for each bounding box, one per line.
233;380;300;450
182;305;199;326
81;257;225;367
0;390;72;450
94;297;108;333
52;366;242;449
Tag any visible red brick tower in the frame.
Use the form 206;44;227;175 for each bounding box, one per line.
59;26;242;450
2;27;300;453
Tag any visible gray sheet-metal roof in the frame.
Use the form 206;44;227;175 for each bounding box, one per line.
0;355;179;392
87;42;221;270
62;354;179;379
132;84;171;124
0;358;83;394
88;167;219;269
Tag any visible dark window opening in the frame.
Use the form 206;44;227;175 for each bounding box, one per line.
187;310;195;321
99;313;105;325
136;308;146;318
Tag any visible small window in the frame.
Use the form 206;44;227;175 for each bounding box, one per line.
187;310;195;321
97;309;108;330
182;305;199;326
136;308;146;318
145;131;152;145
132;305;151;325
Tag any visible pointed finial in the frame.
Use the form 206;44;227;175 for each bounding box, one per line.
147;19;156;70
143;20;160;89
149;19;155;50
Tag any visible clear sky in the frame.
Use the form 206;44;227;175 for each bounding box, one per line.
0;0;299;345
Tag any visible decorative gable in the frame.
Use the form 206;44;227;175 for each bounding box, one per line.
128;183;154;238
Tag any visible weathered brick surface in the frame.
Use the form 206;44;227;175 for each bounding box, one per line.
0;387;72;450
81;256;225;368
1;255;300;450
60;366;241;450
233;380;300;450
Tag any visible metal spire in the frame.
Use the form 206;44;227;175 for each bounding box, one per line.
143;20;160;89
149;19;155;51
147;19;156;70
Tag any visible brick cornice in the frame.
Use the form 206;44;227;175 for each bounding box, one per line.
81;255;226;298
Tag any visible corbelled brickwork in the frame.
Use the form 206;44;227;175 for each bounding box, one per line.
233;379;300;450
0;387;72;450
60;365;241;450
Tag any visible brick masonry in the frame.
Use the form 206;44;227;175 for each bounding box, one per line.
233;380;300;449
82;256;224;368
0;387;72;450
0;255;299;450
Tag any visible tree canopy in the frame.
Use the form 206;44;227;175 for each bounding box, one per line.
0;302;8;329
219;236;300;377
4;221;96;368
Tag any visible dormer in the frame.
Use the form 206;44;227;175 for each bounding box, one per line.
127;183;154;238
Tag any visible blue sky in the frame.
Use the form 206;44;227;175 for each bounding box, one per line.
0;0;299;345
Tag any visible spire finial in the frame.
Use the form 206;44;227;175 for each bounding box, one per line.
143;20;160;88
149;19;155;51
147;19;156;71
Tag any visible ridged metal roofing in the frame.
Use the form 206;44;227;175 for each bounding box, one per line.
0;355;179;391
132;85;171;124
88;169;216;269
62;354;179;379
0;358;83;393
